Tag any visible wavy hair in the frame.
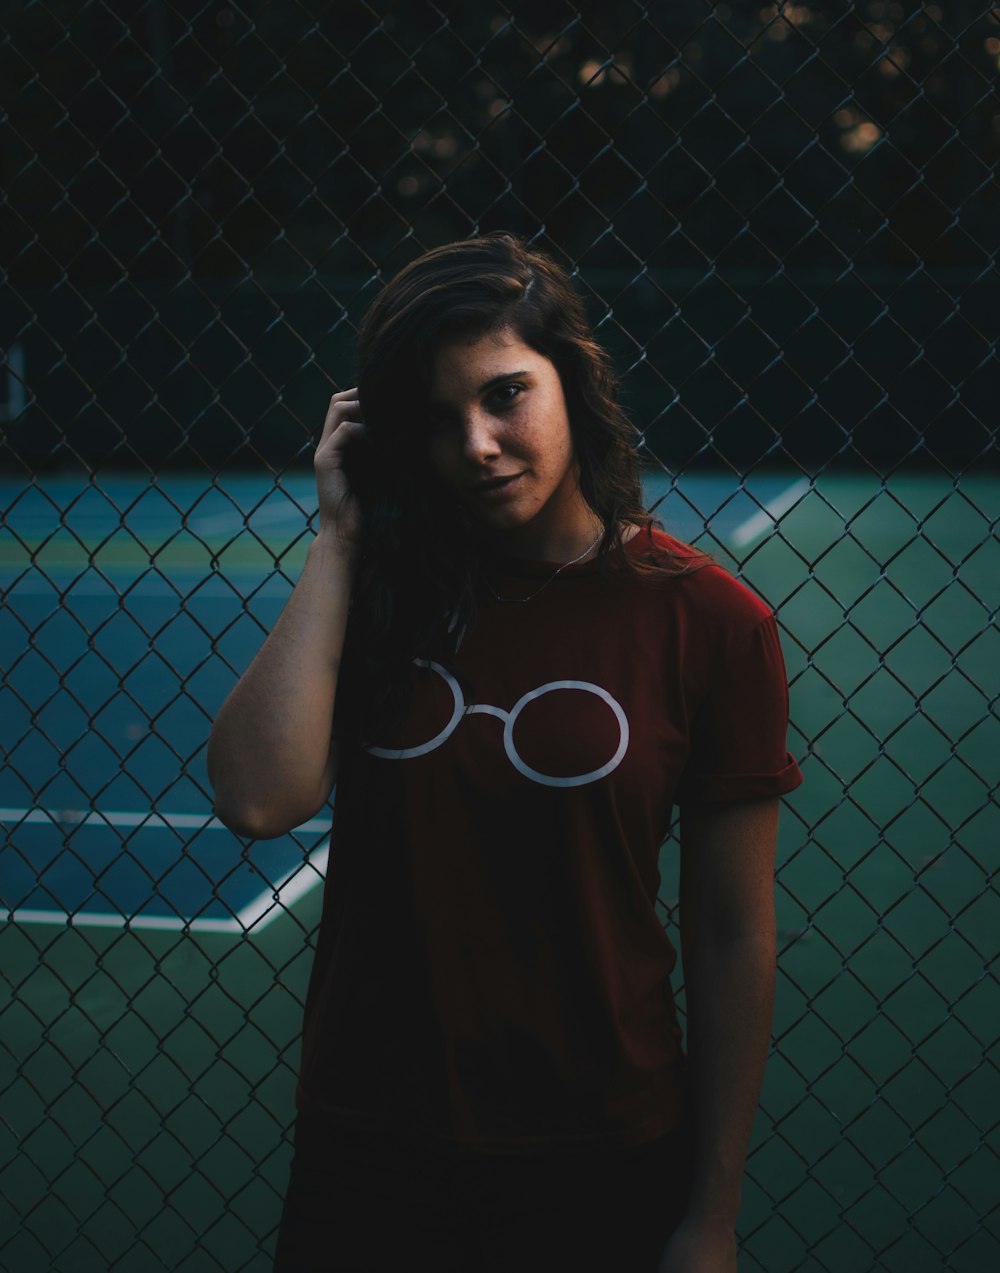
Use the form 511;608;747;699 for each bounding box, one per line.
339;232;695;734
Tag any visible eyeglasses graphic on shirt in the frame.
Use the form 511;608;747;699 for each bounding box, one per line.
366;659;629;789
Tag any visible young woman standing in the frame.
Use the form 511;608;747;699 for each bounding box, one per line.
208;233;802;1272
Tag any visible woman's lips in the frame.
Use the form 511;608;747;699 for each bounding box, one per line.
473;473;524;499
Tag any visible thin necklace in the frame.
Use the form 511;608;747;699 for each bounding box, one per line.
483;526;604;604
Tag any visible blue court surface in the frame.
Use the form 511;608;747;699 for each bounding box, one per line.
3;466;998;1273
1;469;804;932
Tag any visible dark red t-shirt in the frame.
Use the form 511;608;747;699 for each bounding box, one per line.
295;528;803;1155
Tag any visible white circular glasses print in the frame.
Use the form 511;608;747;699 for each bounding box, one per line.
366;660;630;788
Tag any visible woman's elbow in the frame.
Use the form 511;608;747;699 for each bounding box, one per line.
211;790;319;841
212;802;281;840
208;739;336;840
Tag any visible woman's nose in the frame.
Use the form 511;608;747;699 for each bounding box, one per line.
460;410;501;464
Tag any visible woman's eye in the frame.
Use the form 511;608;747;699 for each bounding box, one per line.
490;383;523;410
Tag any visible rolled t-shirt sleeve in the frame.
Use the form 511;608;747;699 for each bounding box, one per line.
676;612;803;805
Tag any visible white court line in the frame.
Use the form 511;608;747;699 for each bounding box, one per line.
235;841;329;934
0;807;331;833
0;807;331;934
729;478;811;548
1;907;245;933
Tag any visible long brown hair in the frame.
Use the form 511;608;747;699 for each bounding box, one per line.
339;232;697;735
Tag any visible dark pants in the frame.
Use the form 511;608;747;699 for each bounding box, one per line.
273;1120;693;1272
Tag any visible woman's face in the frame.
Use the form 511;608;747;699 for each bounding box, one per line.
425;328;596;557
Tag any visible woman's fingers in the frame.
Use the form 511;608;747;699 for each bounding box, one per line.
314;392;367;539
320;420;365;471
319;389;363;446
316;391;366;479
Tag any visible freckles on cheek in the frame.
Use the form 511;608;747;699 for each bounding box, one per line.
503;405;536;444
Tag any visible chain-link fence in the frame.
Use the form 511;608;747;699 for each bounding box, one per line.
2;3;998;1270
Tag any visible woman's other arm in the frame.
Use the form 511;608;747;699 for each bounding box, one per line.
207;392;364;840
658;796;780;1273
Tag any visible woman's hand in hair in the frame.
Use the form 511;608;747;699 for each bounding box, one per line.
314;389;365;548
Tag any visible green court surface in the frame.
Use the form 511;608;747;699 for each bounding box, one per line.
1;469;997;1271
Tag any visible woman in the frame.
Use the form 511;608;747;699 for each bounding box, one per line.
208;233;803;1272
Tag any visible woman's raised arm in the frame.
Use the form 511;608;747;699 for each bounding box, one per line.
207;391;364;840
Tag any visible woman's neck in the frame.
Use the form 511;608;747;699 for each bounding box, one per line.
482;510;606;563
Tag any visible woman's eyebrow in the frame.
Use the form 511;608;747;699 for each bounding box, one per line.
477;369;529;394
428;370;529;412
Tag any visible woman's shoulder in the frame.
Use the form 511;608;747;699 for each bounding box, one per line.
628;525;776;632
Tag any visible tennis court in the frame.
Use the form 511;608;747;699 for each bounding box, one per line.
2;465;996;1271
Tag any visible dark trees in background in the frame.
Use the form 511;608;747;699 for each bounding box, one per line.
2;1;997;472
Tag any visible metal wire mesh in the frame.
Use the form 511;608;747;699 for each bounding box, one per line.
2;3;998;1270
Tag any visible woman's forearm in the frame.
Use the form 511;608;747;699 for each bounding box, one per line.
207;528;355;838
682;930;776;1232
